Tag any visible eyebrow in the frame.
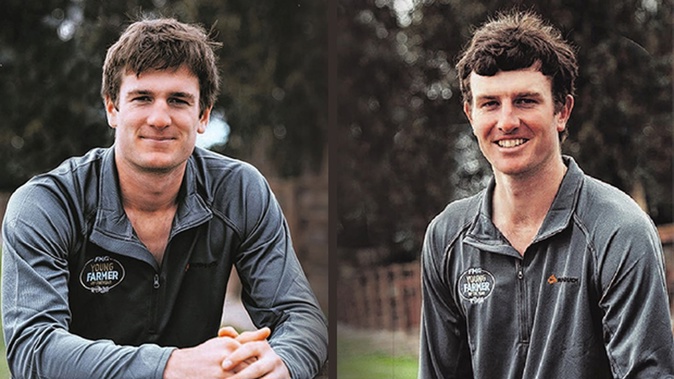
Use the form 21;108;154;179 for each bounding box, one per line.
515;91;544;99
474;91;544;102
125;89;196;101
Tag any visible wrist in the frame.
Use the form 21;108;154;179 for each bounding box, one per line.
162;348;184;379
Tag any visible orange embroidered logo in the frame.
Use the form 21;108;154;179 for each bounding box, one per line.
547;274;578;285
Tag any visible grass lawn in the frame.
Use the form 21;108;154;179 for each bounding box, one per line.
0;306;8;377
337;327;419;379
0;339;8;379
0;254;8;378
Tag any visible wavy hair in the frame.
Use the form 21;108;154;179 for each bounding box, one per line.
101;18;221;115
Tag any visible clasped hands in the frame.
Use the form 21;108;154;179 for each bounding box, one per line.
163;325;290;379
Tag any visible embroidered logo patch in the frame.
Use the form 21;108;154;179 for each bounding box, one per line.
80;256;125;294
458;268;495;304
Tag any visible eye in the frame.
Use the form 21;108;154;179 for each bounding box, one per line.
480;100;499;109
132;96;152;103
168;97;190;106
515;98;537;107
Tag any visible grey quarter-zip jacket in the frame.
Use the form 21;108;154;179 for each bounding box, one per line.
2;146;327;379
419;156;674;378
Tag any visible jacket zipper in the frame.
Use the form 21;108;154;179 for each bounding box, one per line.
515;260;529;343
148;273;160;334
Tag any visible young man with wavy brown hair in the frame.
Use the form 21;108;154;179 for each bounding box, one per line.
2;18;327;379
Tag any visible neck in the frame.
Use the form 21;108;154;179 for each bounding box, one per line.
491;156;567;254
116;160;185;214
493;157;567;223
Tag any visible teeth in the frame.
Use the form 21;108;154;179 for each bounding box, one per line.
497;139;526;148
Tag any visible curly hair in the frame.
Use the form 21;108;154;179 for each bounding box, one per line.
456;10;578;113
101;18;221;115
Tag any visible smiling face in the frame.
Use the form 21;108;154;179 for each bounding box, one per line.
105;65;210;175
464;66;573;179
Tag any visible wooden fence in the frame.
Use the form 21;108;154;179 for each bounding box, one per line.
337;262;421;332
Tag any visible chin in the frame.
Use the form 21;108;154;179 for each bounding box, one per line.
491;160;533;177
136;155;183;173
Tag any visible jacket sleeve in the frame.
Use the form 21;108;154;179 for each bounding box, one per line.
232;167;328;379
2;182;174;379
418;216;474;379
597;214;674;377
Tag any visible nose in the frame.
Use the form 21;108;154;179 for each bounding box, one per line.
497;103;519;133
147;101;171;129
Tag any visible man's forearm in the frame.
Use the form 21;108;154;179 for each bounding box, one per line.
6;328;171;379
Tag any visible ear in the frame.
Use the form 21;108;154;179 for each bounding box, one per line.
463;101;474;126
197;106;212;134
556;95;574;132
104;96;118;129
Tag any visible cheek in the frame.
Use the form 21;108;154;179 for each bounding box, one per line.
114;127;134;145
470;118;493;139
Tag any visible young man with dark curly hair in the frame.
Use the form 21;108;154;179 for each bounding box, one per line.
419;10;674;378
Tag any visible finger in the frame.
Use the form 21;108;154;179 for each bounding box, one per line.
218;326;240;338
218;336;244;359
224;340;289;379
235;327;271;344
225;356;273;379
222;341;264;371
226;351;286;379
224;359;252;373
227;363;271;379
223;356;258;376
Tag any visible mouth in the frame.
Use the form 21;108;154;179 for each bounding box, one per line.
141;136;175;142
496;138;527;148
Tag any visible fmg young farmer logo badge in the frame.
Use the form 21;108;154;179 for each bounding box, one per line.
458;267;495;304
80;256;126;294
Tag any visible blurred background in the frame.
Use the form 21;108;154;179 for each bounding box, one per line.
0;0;327;376
336;0;673;377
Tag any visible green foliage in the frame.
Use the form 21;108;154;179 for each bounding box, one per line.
337;0;673;264
0;0;113;189
0;0;326;190
193;0;327;176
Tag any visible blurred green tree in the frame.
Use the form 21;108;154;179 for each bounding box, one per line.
0;0;326;190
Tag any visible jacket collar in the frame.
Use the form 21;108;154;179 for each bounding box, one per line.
464;156;584;257
90;147;212;269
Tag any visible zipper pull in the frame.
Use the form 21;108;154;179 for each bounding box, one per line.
516;261;524;280
153;274;160;289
